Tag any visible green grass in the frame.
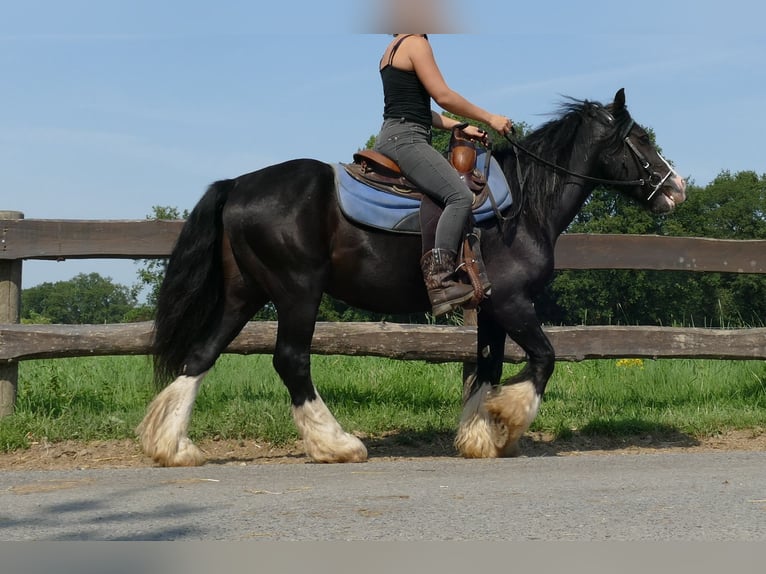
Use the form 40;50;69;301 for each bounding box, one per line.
1;355;765;452
539;359;766;438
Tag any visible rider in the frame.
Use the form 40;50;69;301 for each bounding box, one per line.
373;34;513;316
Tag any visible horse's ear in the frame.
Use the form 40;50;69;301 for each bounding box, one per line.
613;88;626;111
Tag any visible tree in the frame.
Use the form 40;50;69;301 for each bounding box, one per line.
669;170;766;239
134;206;189;310
22;273;140;324
538;170;766;326
666;170;766;325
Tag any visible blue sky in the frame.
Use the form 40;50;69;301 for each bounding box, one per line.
2;1;765;292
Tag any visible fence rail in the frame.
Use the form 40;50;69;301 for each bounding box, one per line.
3;218;766;272
2;322;765;363
2;214;766;416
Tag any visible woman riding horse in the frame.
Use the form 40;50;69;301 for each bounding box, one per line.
374;34;512;316
138;85;686;467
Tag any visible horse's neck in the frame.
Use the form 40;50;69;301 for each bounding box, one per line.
523;146;599;240
549;179;596;238
548;140;601;236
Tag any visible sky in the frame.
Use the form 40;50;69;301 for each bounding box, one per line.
2;0;765;292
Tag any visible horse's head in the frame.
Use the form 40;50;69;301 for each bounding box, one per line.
597;89;687;213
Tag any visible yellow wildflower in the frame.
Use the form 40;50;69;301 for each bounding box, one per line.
616;358;644;369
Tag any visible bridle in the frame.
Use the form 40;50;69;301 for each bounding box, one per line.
618;120;678;201
501;115;679;201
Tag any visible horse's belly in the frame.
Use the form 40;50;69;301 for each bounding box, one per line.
327;234;429;314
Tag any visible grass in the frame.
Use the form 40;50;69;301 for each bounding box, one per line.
1;354;765;452
539;359;766;438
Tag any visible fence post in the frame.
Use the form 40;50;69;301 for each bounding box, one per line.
0;211;23;417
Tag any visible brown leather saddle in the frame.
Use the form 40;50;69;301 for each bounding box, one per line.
342;124;492;309
343;124;490;207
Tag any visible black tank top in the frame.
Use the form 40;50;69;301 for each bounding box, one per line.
380;35;432;128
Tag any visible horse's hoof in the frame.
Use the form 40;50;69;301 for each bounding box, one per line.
141;436;206;467
164;437;206;466
484;381;540;453
306;433;368;463
499;441;522;458
454;417;502;458
293;392;368;463
455;382;503;458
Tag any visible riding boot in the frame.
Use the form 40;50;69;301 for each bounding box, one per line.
420;248;476;317
465;230;492;295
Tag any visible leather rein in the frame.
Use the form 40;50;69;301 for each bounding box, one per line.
500;118;677;201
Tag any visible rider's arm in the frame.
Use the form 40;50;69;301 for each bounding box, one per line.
407;36;511;135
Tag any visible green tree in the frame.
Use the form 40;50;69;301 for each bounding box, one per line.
668;170;766;325
538;170;766;326
22;273;140;324
669;170;766;239
134;205;189;310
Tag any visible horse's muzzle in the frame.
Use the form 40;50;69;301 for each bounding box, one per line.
654;174;687;213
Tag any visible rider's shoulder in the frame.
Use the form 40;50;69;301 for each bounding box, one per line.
402;35;433;57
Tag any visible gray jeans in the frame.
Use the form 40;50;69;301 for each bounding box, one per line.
374;118;472;253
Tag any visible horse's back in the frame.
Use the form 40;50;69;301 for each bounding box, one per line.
222;158;335;229
230;158;335;200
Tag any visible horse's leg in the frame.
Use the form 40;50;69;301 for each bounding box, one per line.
455;311;508;457
456;301;554;458
137;372;208;467
272;298;367;463
488;300;553;456
138;301;263;466
138;250;266;467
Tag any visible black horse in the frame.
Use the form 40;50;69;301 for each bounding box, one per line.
137;89;686;466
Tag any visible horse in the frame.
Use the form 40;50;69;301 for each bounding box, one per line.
137;88;686;466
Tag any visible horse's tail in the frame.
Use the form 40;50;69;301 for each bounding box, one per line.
152;179;235;387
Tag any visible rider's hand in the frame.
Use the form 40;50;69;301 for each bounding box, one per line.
489;114;513;136
461;125;490;145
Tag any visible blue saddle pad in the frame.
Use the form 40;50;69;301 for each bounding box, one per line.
333;152;512;234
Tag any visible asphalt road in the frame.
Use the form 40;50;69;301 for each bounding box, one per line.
1;451;765;541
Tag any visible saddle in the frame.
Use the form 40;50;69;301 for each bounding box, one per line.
344;124;490;206
341;125;494;309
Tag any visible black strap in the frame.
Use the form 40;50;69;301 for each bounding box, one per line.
503;133;646;188
387;34;414;67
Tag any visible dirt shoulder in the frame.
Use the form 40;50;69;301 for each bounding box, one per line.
2;429;765;471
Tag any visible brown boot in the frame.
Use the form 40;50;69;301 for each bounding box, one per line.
420;248;475;316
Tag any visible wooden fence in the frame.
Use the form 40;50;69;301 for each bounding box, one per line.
2;212;766;416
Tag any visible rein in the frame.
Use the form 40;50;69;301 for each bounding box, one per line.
473;116;677;226
502;132;647;189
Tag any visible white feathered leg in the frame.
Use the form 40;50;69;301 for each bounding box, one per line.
455;381;504;458
136;373;207;466
484;380;540;457
292;389;368;463
455;380;540;458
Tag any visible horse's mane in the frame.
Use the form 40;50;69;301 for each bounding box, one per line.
495;97;632;230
